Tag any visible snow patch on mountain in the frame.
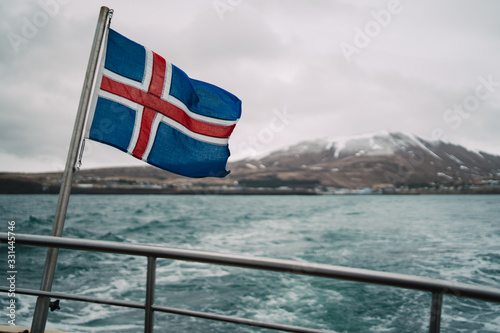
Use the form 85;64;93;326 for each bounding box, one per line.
446;153;464;165
325;130;395;158
325;131;437;159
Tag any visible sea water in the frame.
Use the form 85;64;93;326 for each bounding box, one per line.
0;194;499;332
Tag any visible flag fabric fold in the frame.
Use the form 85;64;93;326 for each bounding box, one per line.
85;29;241;178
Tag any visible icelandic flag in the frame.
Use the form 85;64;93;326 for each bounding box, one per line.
85;29;241;178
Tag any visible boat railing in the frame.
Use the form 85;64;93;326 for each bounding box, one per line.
1;232;500;333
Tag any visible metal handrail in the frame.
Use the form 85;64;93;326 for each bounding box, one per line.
2;233;500;333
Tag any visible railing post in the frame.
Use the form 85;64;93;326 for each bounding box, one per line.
429;292;443;333
145;256;157;333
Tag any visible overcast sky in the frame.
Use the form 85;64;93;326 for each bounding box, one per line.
1;0;499;172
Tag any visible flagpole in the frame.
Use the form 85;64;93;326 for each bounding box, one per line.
31;6;113;332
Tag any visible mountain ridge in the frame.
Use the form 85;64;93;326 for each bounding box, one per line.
232;131;500;189
1;131;499;194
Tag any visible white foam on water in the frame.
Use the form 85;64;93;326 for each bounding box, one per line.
235;276;341;331
6;194;500;332
155;260;231;286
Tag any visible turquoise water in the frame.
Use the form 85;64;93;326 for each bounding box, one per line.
1;194;500;332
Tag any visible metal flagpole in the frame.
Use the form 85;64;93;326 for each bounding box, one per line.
30;6;113;332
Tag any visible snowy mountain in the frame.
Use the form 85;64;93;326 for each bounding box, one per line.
3;131;499;193
231;131;500;189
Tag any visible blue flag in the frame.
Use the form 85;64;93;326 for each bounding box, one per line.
85;29;241;177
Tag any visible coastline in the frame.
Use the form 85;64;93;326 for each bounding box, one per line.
1;171;499;195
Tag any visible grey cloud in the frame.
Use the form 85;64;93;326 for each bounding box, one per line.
1;0;499;172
